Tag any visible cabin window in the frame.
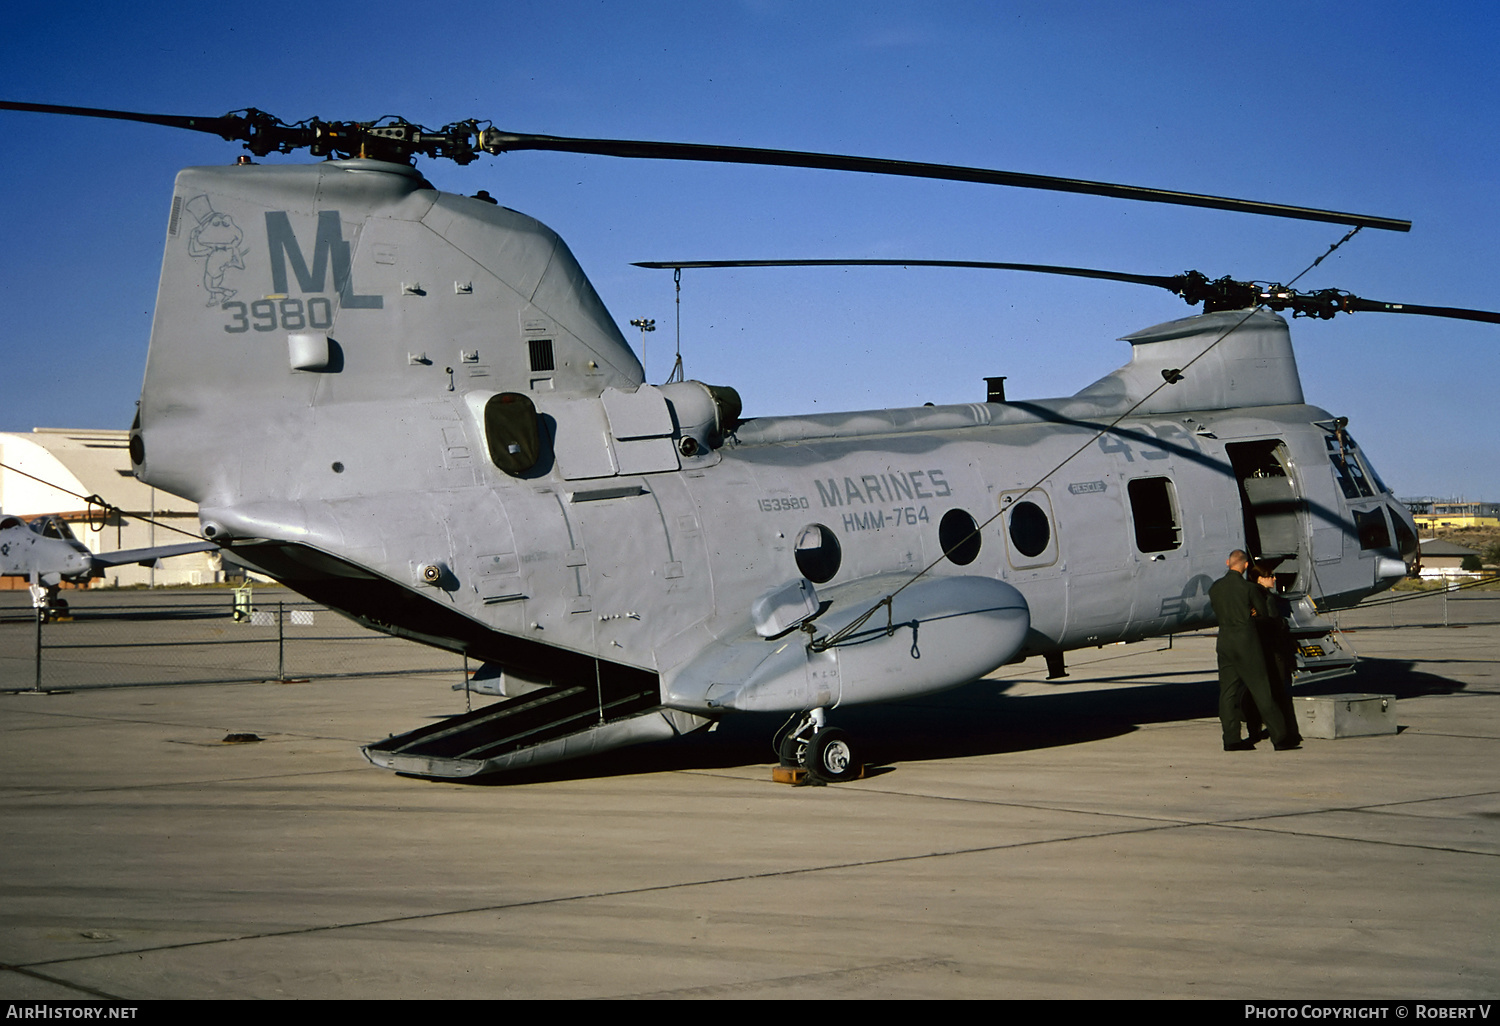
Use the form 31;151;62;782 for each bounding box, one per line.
1128;477;1182;553
1007;501;1050;558
939;509;981;566
794;524;842;584
1355;508;1391;551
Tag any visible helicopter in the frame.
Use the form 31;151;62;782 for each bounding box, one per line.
0;512;215;619
3;100;1492;782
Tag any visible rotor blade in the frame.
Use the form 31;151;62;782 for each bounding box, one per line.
1336;297;1500;324
0;100;244;140
633;257;1183;291
0;101;1414;231
636;260;1500;324
490;131;1411;232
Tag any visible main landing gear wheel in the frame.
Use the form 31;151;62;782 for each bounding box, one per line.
806;727;860;783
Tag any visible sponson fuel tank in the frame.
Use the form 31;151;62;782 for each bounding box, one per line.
665;575;1031;713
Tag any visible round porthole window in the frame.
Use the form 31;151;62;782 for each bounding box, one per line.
939;509;981;566
1008;500;1050;558
794;524;842;584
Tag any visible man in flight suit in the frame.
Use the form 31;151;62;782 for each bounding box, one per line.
1209;550;1298;751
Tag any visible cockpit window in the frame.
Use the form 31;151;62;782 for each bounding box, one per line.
1391;508;1419;564
1325;432;1390;495
1355;508;1391;551
1357;450;1389;494
1326;436;1374;499
1327;451;1359;499
0;516;21;530
32;517;78;541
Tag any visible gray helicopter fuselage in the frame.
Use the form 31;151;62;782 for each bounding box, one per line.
130;158;1416;729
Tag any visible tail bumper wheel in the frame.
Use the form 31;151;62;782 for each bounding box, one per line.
806;727;861;783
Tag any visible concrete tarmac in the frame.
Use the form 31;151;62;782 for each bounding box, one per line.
2;592;1496;999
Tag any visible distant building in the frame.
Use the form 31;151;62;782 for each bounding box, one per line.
1411;500;1500;531
0;428;223;588
1416;538;1485;579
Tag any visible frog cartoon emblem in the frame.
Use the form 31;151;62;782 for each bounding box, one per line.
184;194;248;307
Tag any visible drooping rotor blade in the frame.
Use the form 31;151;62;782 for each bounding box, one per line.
483;131;1410;232
1309;295;1500;324
0;101;470;162
0;100;1411;231
1185;277;1500;323
633;258;1183;290
635;260;1500;324
0;100;248;139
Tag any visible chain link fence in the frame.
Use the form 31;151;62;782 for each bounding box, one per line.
1328;583;1500;631
0;588;465;692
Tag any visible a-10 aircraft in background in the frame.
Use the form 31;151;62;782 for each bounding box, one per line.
0;512;215;619
2;100;1493;782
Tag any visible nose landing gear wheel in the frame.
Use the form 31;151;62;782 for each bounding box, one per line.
778;730;808;769
806;727;861;783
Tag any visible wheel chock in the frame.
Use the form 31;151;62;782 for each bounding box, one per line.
771;764;866;785
772;765;806;785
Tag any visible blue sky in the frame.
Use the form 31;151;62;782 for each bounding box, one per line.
2;0;1496;500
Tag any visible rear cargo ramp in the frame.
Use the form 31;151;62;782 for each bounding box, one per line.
363;669;705;778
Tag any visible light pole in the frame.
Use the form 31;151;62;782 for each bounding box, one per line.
629;317;655;380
